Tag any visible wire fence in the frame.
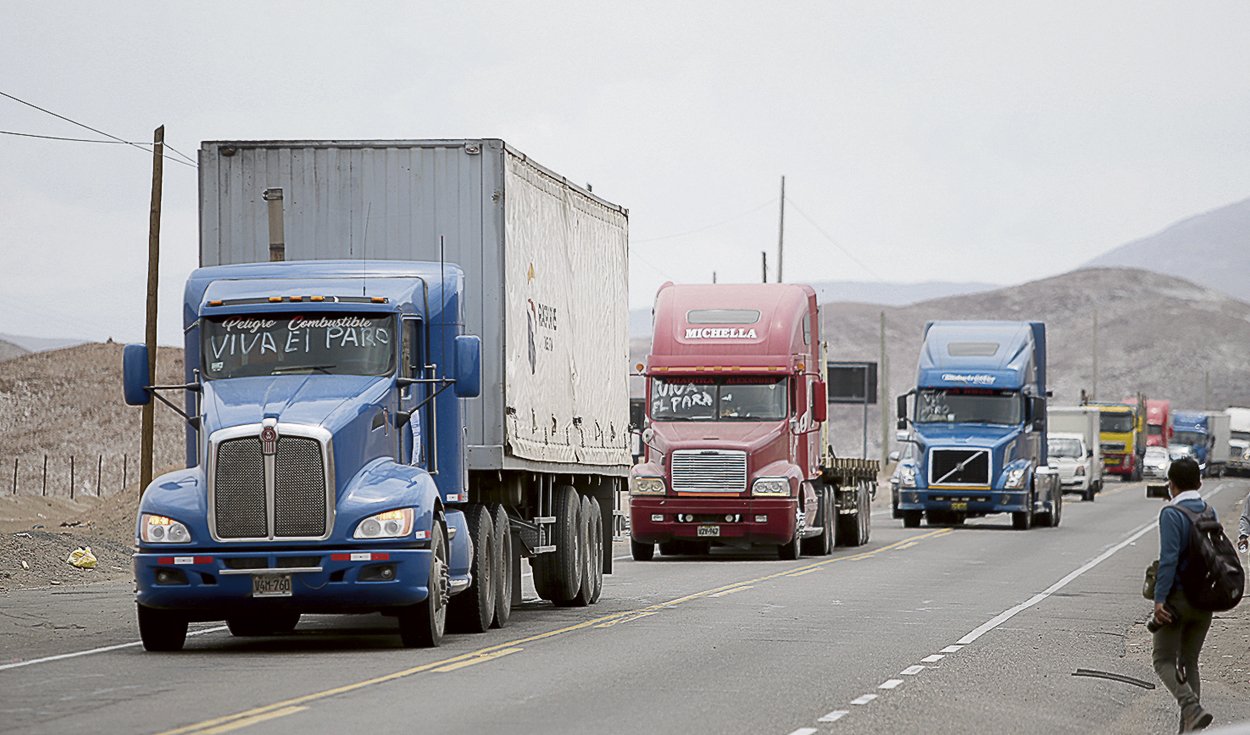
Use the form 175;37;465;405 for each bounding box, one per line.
4;454;135;499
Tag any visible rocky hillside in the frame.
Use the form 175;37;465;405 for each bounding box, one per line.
0;339;28;363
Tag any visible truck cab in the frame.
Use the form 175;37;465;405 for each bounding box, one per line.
629;283;874;560
1172;411;1211;474
1093;399;1145;482
1146;399;1172;448
124;261;482;650
895;321;1061;530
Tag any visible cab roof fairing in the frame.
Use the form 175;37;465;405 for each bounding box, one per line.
916;320;1046;394
646;283;819;367
182;260;465;329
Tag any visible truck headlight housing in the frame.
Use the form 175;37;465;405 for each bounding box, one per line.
1004;467;1028;490
630;476;666;496
752;477;790;496
354;508;416;539
1074;465;1085;476
899;467;917;488
140;513;192;544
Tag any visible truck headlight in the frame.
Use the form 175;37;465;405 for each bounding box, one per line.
630;476;666;496
1074;465;1085;476
140;513;192;544
1004;468;1028;490
752;477;790;496
354;508;416;539
899;467;917;488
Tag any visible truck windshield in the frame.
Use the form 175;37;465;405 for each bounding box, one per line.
1148;424;1163;437
1048;438;1083;458
651;377;787;421
202;313;395;379
1100;412;1134;433
1174;430;1206;446
916;388;1021;425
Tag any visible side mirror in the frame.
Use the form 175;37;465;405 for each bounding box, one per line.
453;335;481;398
812;381;827;423
888;450;900;462
1030;396;1046;432
123;344;152;406
896;393;909;430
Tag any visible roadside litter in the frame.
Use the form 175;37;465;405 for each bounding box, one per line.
66;546;97;570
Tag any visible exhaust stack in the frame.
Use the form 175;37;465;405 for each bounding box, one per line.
263;187;285;262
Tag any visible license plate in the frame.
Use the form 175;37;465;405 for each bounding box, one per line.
697;525;721;537
251;573;292;598
950;501;968;511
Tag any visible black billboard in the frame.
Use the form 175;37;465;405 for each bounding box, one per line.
827;361;878;404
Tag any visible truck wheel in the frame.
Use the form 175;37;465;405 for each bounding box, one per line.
137;604;187;652
227;612;300;636
859;483;872;544
491;503;512;629
837;487;867;547
545;486;584;603
777;532;801;560
569;496;604;606
448;504;496;633
1083;485;1095;502
802;487;834;556
902;510;922;529
631;539;655;561
1052;491;1063;526
399;522;448;647
1012;509;1033;530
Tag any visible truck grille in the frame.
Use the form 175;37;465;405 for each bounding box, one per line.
929;449;990;486
671;450;747;493
1101;441;1125;453
212;431;331;540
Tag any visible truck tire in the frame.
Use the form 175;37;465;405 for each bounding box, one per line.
448;504;495;633
902;510;922;529
491;503;512;629
227;612;300;636
1012;507;1033;530
802;487;834;556
398;522;448;647
569;496;603;606
137;604;187;652
538;485;583;603
836;490;867;547
859;483;872;544
778;503;802;560
631;539;655;561
1082;485;1095;502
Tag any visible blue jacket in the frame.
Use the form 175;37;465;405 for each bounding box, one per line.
1155;496;1213;603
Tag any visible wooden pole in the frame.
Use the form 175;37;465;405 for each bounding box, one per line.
122;454;128;491
776;175;785;284
140;125;164;496
880;311;890;464
42;455;47;496
11;458;17;495
1091;311;1098;402
96;455;103;496
70;455;75;500
761;251;767;283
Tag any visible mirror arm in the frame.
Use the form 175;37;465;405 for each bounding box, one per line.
149;388;199;430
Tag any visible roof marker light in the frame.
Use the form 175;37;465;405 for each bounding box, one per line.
371;296;386;303
208;300;223;307
290;295;302;302
268;296;282;303
311;295;325;302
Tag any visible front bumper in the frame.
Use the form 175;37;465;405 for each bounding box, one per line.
134;547;432;616
1104;454;1135;476
898;488;1030;514
630;496;798;545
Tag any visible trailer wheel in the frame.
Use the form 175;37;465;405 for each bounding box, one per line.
227;612;300;637
448;504;496;633
631;539;655;561
137;604;187;652
1082;485;1095;502
859;482;872;544
836;487;866;547
490;503;512;629
538;485;583;603
399;522;447;647
902;510;922;529
569;496;603;606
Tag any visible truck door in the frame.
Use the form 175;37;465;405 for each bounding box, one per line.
400;317;426;467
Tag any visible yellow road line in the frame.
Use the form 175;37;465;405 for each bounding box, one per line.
157;525;953;735
191;706;307;735
432;647;523;672
595;611;659;628
895;541;918;550
709;585;755;598
785;568;823;577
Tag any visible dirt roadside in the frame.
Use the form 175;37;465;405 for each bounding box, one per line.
0;490;139;591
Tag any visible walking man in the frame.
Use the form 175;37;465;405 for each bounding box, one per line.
1237;487;1249;554
1152;456;1214;732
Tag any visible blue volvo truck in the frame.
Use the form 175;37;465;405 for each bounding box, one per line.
894;321;1061;530
123;140;630;650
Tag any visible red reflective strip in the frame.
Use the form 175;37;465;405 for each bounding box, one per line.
331;553;351;561
194;556;213;565
157;557;174;565
372;553;390;561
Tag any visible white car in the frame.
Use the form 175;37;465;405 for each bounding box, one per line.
1142;446;1171;480
1048;433;1097;502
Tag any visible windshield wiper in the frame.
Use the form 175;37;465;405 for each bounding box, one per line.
271;364;336;375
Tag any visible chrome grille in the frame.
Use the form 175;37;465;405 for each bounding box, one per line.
670;450;747;492
214;439;267;539
929;448;990;486
1101;441;1125;453
274;437;327;537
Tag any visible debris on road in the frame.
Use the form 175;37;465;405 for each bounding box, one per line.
67;547;97;570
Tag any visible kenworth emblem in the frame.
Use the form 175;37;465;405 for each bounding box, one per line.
260;424;279;455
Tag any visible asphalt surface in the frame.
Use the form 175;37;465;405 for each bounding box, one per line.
4;480;1250;735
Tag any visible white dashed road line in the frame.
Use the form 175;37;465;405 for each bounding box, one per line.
900;665;926;675
851;694;878;705
0;625;228;672
879;679;904;690
921;654;944;663
818;711;849;723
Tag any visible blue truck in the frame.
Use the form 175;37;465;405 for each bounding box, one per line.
1172;410;1231;477
123;140;630;650
893;321;1061;530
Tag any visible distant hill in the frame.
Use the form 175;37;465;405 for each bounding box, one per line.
630;267;1250;459
1083;196;1250;304
628;279;997;339
0;333;87;353
0;339;28;363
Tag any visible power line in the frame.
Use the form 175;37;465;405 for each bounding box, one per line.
785;197;885;281
633;198;778;243
0;90;196;169
0;130;146;144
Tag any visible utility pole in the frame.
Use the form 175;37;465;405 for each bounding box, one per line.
140;125;164;495
1205;370;1211;410
776;175;786;284
1091;311;1098;402
880;311;889;464
712;271;717;284
761;251;768;283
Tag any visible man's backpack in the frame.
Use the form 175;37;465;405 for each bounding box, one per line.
1171;503;1245;612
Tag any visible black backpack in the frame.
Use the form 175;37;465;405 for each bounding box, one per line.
1171;503;1245;612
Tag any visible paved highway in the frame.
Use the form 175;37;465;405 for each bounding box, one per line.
4;480;1250;734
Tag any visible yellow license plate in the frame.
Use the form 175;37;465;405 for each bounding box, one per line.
950;502;968;511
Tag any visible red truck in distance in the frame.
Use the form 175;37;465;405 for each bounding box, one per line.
629;283;876;560
1146;399;1172;448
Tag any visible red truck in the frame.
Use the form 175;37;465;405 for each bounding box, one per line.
629;283;877;560
1146;399;1172;448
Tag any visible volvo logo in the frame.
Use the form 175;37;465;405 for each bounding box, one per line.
260;425;279;455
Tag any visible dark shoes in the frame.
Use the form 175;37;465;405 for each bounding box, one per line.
1180;703;1213;732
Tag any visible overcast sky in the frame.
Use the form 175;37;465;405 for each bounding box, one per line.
3;1;1249;344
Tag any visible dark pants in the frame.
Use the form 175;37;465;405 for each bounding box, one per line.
1152;589;1213;709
